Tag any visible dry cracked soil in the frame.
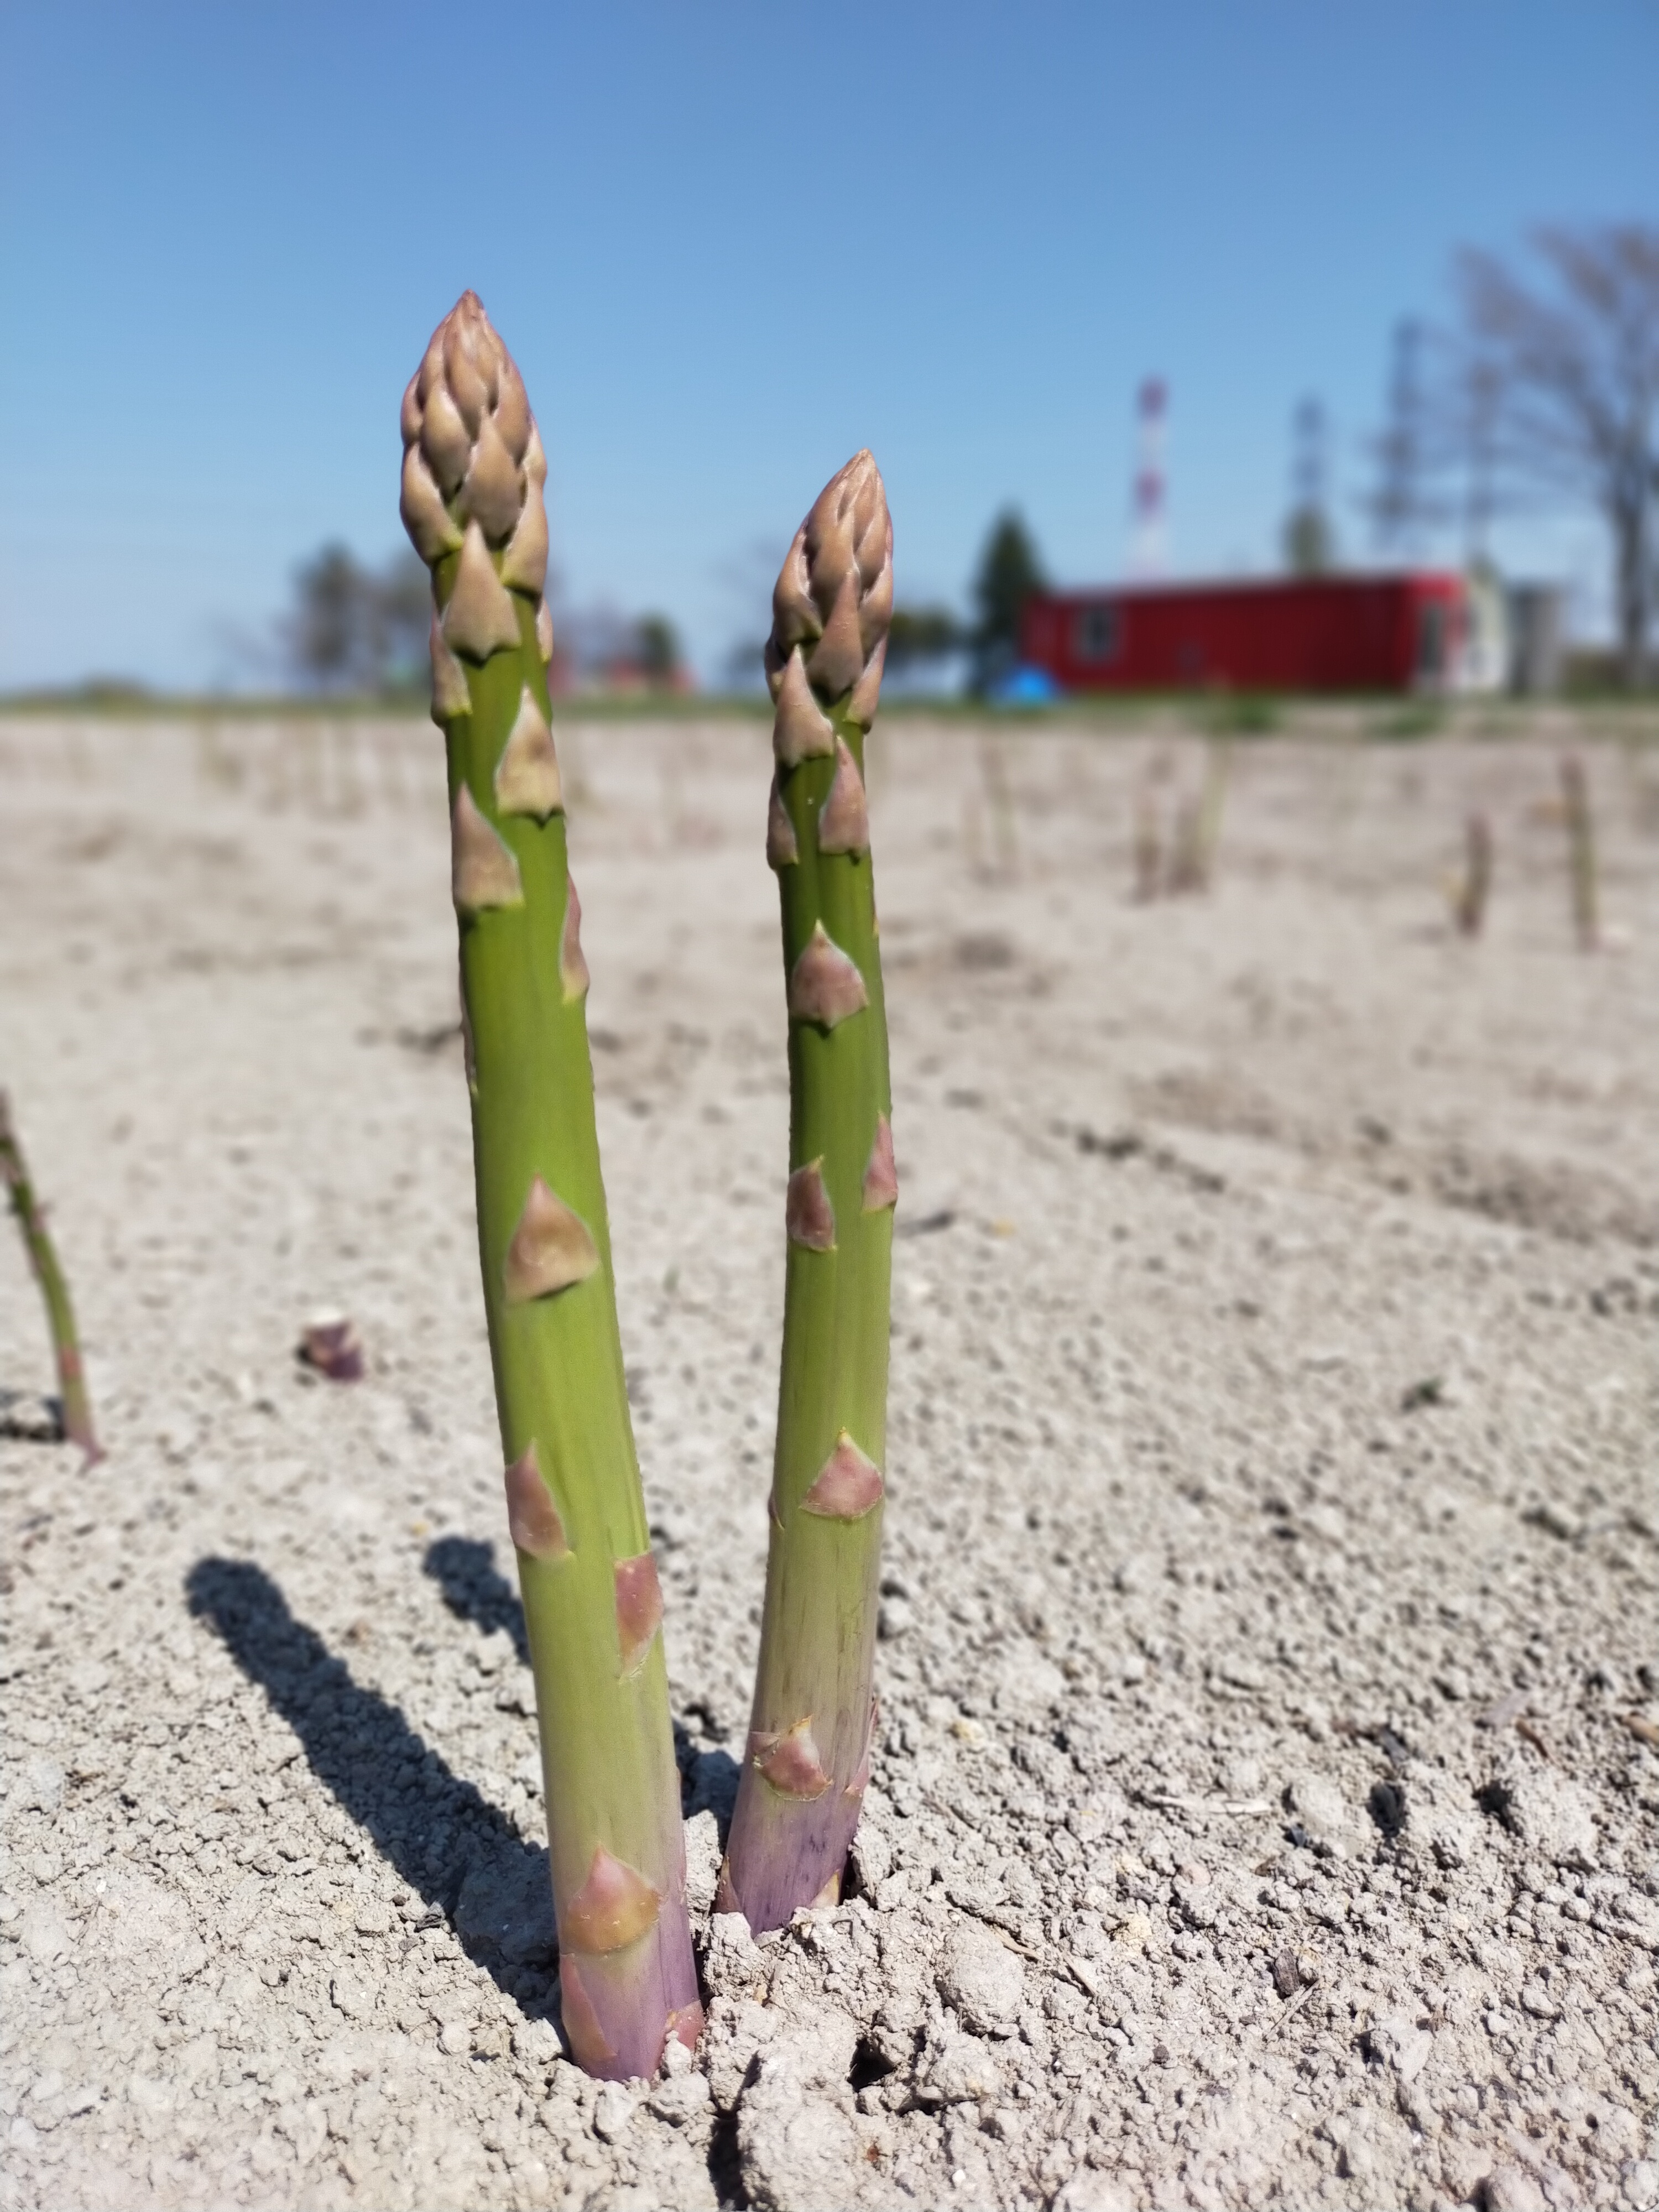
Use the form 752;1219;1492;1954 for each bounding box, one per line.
1;706;1656;2212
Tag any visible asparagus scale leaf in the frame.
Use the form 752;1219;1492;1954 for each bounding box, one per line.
721;453;896;1933
399;294;698;2077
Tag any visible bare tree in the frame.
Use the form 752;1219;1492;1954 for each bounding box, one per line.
283;545;430;693
1454;226;1659;688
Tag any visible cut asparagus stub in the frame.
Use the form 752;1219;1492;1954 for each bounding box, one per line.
724;451;895;1934
400;293;698;2075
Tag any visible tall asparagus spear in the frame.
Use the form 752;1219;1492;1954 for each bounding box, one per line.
720;453;896;1933
0;1092;101;1467
399;294;698;2078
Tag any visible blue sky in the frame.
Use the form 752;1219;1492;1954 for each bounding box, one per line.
2;1;1654;689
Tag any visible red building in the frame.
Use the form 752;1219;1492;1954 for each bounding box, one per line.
1019;572;1467;694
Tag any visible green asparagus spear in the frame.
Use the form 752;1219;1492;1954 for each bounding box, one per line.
399;294;698;2078
0;1092;101;1468
720;453;896;1933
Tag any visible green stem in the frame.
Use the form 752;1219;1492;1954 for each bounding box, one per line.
0;1092;101;1467
401;295;697;2077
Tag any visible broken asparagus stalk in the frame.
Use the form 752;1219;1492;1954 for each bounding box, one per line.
399;294;697;2078
1560;754;1599;952
1131;787;1162;902
1451;810;1493;938
0;1092;101;1467
720;453;895;1933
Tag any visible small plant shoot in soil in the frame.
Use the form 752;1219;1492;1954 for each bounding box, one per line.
1452;809;1494;937
1560;752;1600;951
0;1091;101;1467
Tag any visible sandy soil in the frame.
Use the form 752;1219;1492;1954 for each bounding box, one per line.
1;705;1656;2212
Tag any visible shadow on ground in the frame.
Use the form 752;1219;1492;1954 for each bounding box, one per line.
185;1556;559;2013
419;1535;743;1834
423;1534;530;1665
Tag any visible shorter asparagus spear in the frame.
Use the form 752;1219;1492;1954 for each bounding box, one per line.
0;1093;101;1467
1560;754;1599;952
1451;810;1493;938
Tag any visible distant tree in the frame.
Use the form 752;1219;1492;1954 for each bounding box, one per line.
969;511;1048;692
1282;507;1336;575
1452;224;1659;687
634;613;681;686
885;605;963;672
288;543;371;690
370;551;434;693
284;544;431;693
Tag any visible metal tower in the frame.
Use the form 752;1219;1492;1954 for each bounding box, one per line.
1130;377;1168;578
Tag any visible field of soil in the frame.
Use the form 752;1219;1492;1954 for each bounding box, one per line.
2;705;1656;2212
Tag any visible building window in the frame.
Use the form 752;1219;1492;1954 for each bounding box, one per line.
1073;602;1120;663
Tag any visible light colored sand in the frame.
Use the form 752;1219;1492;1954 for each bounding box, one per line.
1;707;1656;2212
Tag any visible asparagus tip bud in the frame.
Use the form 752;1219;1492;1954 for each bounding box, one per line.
785;1161;836;1251
768;451;891;717
503;1177;600;1302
